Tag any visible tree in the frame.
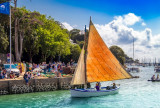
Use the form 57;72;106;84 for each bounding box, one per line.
109;45;125;65
12;7;42;62
0;0;11;54
70;29;83;42
70;44;81;62
76;41;84;49
13;0;32;62
125;54;133;63
0;24;9;53
0;2;82;63
38;16;71;61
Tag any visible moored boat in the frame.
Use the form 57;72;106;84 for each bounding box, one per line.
154;67;160;72
126;67;140;72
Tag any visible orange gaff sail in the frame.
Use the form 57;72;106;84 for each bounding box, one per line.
86;21;132;83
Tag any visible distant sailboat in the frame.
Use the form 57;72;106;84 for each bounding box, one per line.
128;34;140;72
70;18;132;97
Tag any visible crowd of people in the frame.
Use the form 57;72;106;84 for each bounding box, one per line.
0;61;75;82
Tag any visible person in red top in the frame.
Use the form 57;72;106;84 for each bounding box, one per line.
19;63;22;74
10;71;15;79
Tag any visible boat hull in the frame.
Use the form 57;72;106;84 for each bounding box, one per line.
148;80;160;82
70;87;120;97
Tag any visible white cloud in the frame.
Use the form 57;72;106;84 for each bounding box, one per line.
123;13;141;26
113;13;141;26
141;22;146;26
94;13;160;60
62;22;73;31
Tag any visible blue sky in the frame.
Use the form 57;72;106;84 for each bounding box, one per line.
16;0;160;35
16;0;160;60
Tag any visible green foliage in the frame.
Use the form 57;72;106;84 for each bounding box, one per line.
0;24;9;53
0;6;82;63
125;54;133;63
70;29;84;43
77;41;84;49
37;16;71;61
70;44;81;62
109;45;125;65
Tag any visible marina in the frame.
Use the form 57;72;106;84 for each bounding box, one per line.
1;0;160;108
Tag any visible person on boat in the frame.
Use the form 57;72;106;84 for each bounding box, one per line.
95;82;100;91
98;82;101;89
151;75;156;80
156;74;159;80
112;83;116;89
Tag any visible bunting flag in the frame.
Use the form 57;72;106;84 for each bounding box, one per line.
0;2;10;15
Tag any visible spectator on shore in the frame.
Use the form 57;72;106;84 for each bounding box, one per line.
10;71;15;79
0;67;2;73
0;67;2;79
0;68;4;79
28;72;32;79
43;62;47;74
37;71;40;76
2;69;7;79
29;63;32;71
0;72;3;79
52;64;55;71
23;61;26;72
54;64;58;77
62;62;65;67
19;63;22;74
67;62;70;67
4;69;7;79
23;72;29;85
48;63;51;72
58;63;63;77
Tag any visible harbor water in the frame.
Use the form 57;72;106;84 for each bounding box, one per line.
0;66;159;108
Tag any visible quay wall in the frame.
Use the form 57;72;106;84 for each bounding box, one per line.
0;77;72;95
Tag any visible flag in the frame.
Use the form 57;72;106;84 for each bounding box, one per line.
0;2;10;15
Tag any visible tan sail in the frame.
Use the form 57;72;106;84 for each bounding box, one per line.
71;47;86;85
86;20;132;83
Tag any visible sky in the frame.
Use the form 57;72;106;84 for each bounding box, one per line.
16;0;160;62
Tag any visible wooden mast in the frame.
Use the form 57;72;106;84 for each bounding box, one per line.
84;16;91;85
84;24;87;84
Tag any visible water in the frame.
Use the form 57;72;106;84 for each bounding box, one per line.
0;66;159;108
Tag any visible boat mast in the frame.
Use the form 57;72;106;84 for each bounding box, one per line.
133;36;134;64
84;24;87;84
84;17;91;85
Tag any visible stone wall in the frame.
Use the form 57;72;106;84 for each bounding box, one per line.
0;77;72;95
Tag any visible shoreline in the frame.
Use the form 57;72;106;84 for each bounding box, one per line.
0;77;72;95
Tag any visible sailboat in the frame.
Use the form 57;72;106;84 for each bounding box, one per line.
70;18;132;97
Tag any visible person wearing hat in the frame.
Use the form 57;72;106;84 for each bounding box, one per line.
156;74;159;80
151;75;155;80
